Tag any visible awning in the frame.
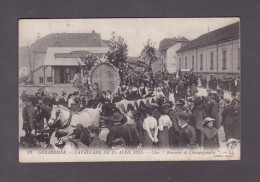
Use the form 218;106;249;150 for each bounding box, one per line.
43;47;109;66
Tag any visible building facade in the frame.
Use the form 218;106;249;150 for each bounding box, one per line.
22;31;109;85
159;37;189;74
176;22;240;80
42;47;109;85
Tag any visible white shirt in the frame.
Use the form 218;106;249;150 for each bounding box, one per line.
158;115;172;131
143;116;158;131
99;128;109;142
68;98;75;108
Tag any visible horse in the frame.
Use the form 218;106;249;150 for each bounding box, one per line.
48;104;102;149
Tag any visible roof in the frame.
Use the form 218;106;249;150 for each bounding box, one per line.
32;33;108;53
159;37;189;50
177;22;240;53
43;47;109;66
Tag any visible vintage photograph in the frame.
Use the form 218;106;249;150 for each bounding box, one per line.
19;18;240;162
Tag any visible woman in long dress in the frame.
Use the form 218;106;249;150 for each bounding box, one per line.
142;107;158;148
158;106;172;148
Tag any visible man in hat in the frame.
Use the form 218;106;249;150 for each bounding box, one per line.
189;97;207;146
138;82;149;98
99;119;109;143
88;126;106;149
22;96;35;136
207;93;220;129
34;97;49;131
167;100;183;148
222;97;240;140
177;112;197;149
62;124;89;150
106;111;133;148
124;104;141;147
59;91;68;107
92;82;102;98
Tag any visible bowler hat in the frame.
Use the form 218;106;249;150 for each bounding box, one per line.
165;101;174;108
88;126;100;135
159;105;170;114
178;112;190;121
145;106;154;115
99;119;107;128
111;112;124;123
176;99;185;105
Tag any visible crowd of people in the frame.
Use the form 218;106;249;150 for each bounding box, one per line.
20;71;241;150
200;75;240;93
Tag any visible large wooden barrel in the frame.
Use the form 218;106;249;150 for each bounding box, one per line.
90;62;120;93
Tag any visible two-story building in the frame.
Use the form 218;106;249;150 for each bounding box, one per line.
159;37;189;74
176;22;240;80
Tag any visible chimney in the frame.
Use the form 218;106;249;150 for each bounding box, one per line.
92;30;95;34
37;32;40;40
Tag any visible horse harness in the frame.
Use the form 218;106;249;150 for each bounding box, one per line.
50;108;93;130
49;110;73;129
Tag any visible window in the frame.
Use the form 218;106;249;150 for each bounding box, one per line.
185;57;187;69
222;50;227;69
200;54;203;70
192;56;194;70
238;48;240;69
66;68;70;83
179;58;181;69
39;77;43;84
47;77;53;82
210;53;214;69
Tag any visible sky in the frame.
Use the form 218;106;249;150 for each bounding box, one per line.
19;18;239;56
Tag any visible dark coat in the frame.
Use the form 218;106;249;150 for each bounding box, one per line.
125;123;141;147
201;127;219;149
106;123;133;147
207;100;220;128
178;124;196;148
89;136;106;149
222;104;235;125
168;109;181;134
22;103;35;131
59;98;68;107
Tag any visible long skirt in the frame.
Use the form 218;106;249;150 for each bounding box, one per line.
158;127;169;149
143;129;155;148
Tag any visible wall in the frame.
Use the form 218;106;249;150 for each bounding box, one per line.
19;85;81;96
166;42;183;73
177;38;240;79
31;52;46;84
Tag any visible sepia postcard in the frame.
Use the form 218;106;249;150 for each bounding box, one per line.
19;18;240;162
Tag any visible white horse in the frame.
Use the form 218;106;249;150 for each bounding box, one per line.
48;104;102;149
